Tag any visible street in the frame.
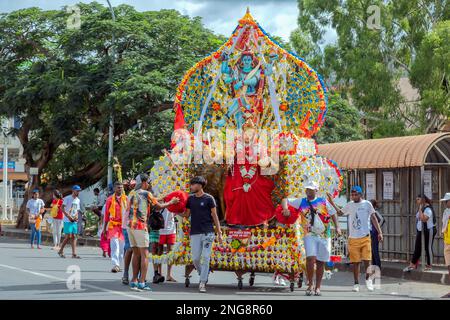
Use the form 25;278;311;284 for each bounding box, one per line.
0;236;448;300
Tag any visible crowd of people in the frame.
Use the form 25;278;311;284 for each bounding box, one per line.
25;177;450;295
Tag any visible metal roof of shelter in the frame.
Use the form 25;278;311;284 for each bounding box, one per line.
318;133;450;169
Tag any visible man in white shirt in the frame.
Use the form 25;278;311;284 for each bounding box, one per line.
327;186;383;292
158;208;177;282
58;185;82;259
26;189;45;249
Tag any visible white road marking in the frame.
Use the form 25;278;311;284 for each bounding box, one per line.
0;263;151;300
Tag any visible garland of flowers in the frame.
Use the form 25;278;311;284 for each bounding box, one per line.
158;218;306;273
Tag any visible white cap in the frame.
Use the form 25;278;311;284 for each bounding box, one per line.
304;181;319;191
440;192;450;202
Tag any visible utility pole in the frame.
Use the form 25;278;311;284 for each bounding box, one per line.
2;134;8;221
106;0;116;190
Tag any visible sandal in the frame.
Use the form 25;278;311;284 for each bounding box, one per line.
122;277;129;285
72;254;81;259
167;277;177;282
314;288;322;296
305;286;313;296
58;251;66;258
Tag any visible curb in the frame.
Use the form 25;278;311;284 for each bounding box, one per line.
1;229;100;247
334;262;449;286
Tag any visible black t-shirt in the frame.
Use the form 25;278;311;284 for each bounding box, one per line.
186;193;216;235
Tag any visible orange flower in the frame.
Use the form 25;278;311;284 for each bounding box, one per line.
279;103;288;112
212;102;221;111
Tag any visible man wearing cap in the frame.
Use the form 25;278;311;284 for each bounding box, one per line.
128;173;179;292
440;192;450;280
327;186;383;292
281;181;340;296
26;188;45;249
58;185;82;259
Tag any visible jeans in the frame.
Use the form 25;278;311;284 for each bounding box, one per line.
191;232;215;284
77;211;84;235
370;228;381;268
412;226;437;266
52;219;63;247
30;223;41;247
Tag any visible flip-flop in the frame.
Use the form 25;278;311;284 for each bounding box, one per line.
72;255;81;259
167;278;177;282
58;252;66;258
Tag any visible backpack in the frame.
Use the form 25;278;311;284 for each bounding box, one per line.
424;204;437;226
148;207;164;230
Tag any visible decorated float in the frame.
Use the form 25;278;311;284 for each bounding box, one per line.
148;9;343;291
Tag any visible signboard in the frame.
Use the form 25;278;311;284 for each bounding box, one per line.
366;173;376;201
383;172;394;200
29;167;39;175
424;170;432;199
228;229;252;240
0;161;15;170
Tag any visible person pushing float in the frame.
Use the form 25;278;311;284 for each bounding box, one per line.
148;9;343;291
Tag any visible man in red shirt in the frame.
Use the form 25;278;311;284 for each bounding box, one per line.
103;182;129;273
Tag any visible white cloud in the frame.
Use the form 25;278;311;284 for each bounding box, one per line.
0;0;302;41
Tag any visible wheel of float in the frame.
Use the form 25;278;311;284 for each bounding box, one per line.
238;279;243;290
249;275;255;287
290;282;295;292
185;277;190;288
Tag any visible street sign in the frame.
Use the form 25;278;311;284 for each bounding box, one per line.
0;161;15;170
29;167;39;175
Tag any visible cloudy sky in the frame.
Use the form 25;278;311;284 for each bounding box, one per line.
0;0;335;42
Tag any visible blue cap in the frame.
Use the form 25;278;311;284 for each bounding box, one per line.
72;185;81;191
32;188;39;193
351;185;363;194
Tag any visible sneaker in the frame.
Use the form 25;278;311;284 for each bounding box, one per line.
153;273;164;284
130;282;140;291
403;265;416;272
352;284;360;292
365;279;374;291
138;282;152;291
279;277;288;287
199;282;206;293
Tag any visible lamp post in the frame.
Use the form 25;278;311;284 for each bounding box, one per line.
106;0;116;189
1;132;8;221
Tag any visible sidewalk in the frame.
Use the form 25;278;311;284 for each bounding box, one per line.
0;225;100;247
334;261;449;286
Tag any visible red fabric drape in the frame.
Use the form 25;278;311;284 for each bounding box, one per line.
224;162;275;226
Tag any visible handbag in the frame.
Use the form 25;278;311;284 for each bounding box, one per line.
444;220;450;245
307;200;326;235
148;207;165;231
50;203;59;218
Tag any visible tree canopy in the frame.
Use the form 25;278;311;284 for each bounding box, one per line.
0;2;224;226
293;0;449;137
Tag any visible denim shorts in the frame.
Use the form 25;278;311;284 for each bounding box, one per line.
123;228;130;251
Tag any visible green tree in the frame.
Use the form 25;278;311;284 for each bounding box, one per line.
0;3;224;227
294;0;449;136
315;92;365;144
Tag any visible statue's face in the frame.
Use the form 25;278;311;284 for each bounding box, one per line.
242;55;253;69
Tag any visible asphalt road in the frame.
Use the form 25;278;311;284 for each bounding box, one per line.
0;236;448;300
